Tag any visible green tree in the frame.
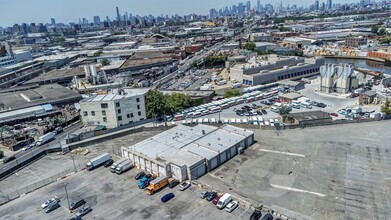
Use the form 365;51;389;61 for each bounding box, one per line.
371;26;379;34
165;93;192;116
278;105;292;123
224;89;241;98
190;60;198;68
244;42;256;51
380;99;391;115
100;59;111;66
379;37;391;44
54;36;65;43
93;51;102;57
379;28;387;36
146;90;166;118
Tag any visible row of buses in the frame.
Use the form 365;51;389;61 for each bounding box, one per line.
179;116;280;126
173;89;279;121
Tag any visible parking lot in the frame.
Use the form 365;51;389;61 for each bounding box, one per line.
197;120;391;220
0;130;162;195
177;81;381;124
0;163;255;220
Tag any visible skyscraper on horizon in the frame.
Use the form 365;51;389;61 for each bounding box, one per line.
257;0;261;12
50;18;56;26
327;0;332;10
116;6;121;21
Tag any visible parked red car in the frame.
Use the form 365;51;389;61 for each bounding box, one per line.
330;113;338;117
212;195;221;205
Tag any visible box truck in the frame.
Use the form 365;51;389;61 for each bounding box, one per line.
145;176;169;195
86;153;110;171
35;132;55;146
110;158;128;173
115;159;132;174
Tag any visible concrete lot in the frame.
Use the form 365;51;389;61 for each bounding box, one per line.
0;130;162;195
198;121;391;220
0;164;254;220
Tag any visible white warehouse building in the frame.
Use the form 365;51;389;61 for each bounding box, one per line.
121;124;254;181
80;88;149;128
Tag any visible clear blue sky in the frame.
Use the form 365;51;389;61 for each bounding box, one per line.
0;0;358;27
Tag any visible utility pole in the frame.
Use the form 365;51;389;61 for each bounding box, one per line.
70;154;77;173
63;182;70;211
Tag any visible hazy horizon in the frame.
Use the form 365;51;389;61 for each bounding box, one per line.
0;0;359;27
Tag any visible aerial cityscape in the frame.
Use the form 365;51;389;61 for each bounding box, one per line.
0;0;390;219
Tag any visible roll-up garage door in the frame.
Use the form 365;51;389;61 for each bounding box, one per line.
209;157;218;170
247;136;253;146
139;157;145;169
158;165;165;176
220;152;227;163
151;162;158;173
230;146;237;157
190;163;206;180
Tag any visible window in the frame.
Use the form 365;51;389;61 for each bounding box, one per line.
136;98;140;102
137;105;140;110
118;109;121;114
127;114;130;118
118;116;122;121
131;113;134;118
83;111;88;116
115;102;120;107
102;110;106;116
103;117;107;122
91;111;95;116
101;103;108;108
138;111;141;116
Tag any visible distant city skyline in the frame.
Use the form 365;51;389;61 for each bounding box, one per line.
1;0;359;27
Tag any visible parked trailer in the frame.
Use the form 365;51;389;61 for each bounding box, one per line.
35;132;55;146
110;158;128;173
115;159;132;174
86;153;110;171
145;176;169;195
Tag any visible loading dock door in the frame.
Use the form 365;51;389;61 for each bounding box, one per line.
190;163;206;180
209;157;218;170
230;146;237;157
220;152;227;163
139;157;145;170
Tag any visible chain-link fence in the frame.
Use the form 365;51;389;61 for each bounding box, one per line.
0;164;84;206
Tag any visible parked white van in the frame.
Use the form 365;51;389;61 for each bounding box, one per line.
217;193;232;209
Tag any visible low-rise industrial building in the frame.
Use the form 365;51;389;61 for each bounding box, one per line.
0;104;60;125
279;93;303;103
255;42;278;52
121;124;254;181
0;83;82;112
23;67;85;85
230;55;324;86
279;80;305;91
287;111;333;125
345;36;367;48
80;89;149;128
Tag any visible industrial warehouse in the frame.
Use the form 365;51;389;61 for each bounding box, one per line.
121;124;254;181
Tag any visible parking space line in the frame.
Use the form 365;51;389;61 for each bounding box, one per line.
270;184;327;197
259;149;305;158
26;167;41;180
239;205;250;217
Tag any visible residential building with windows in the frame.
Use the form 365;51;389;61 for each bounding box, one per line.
80;88;149;128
